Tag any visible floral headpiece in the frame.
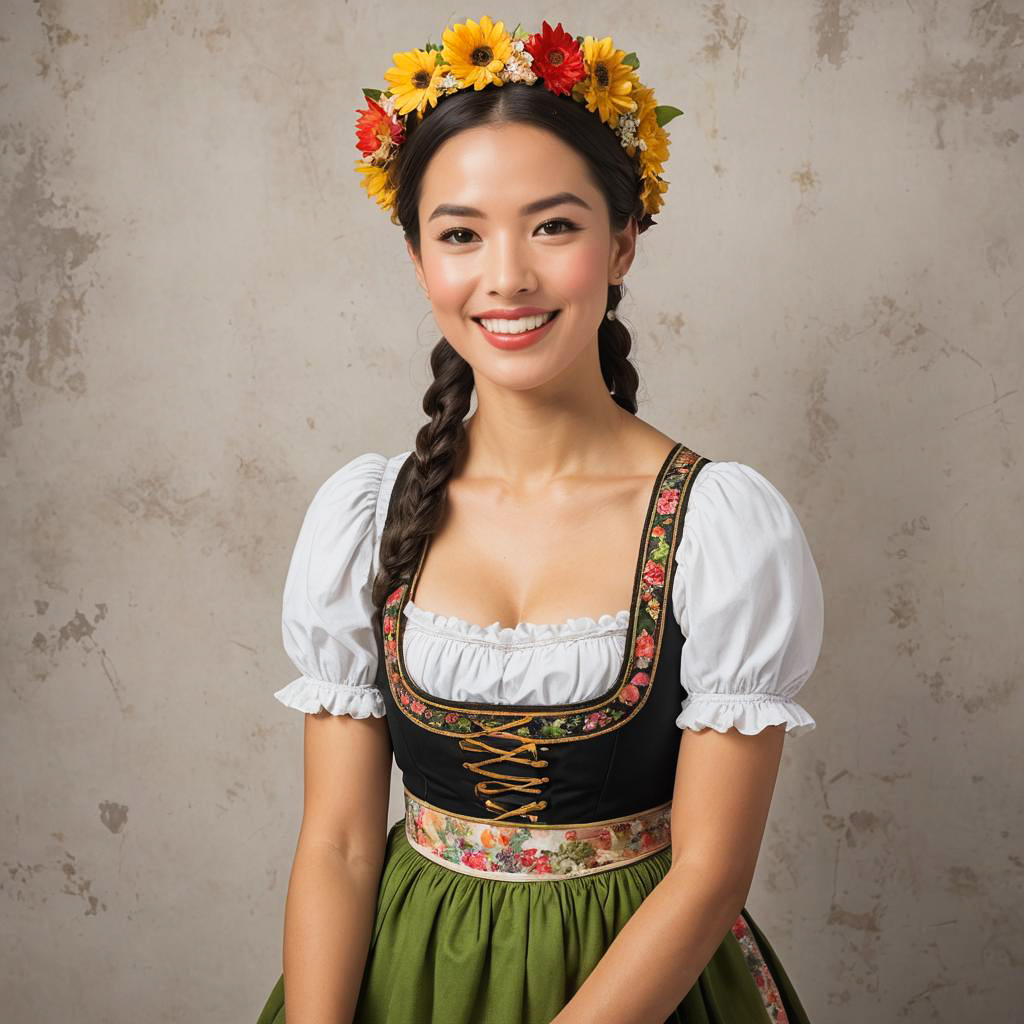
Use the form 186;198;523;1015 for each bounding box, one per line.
353;17;683;226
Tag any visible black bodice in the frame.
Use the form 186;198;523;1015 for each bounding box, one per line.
374;442;711;827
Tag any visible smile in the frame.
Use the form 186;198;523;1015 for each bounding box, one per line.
474;310;559;334
472;309;561;351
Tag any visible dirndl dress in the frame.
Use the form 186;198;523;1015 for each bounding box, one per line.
257;441;815;1024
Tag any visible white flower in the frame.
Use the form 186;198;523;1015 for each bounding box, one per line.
498;53;538;85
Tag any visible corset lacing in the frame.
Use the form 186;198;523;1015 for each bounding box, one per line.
459;714;550;822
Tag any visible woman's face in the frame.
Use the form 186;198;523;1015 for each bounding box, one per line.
408;122;636;392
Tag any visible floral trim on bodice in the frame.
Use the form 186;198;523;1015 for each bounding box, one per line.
404;789;672;881
380;443;707;742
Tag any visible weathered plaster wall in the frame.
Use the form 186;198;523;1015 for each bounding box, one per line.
2;2;1020;1020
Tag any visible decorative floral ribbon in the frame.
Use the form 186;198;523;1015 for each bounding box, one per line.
404;788;672;881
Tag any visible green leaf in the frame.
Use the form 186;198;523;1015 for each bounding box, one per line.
362;87;383;101
655;104;684;126
621;51;640;69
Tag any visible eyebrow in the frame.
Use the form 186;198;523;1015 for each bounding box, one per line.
427;191;593;222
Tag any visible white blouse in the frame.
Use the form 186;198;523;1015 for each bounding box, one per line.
275;450;823;737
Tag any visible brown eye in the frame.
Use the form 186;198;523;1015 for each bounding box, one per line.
438;227;476;245
437;219;579;246
538;218;578;235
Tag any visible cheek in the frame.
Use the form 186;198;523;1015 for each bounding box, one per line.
422;254;472;311
554;240;608;299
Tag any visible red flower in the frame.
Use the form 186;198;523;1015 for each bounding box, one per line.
461;851;491;871
642;559;665;588
634;630;655;660
657;488;680;515
524;21;587;96
621;683;641;706
354;96;404;160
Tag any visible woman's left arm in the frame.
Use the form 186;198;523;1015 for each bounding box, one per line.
551;722;787;1024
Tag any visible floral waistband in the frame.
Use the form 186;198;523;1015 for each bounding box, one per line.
403;788;673;882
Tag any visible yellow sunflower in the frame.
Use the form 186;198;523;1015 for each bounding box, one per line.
441;15;512;90
354;160;397;213
640;173;668;217
637;117;670;177
622;76;670;176
385;47;445;117
629;79;658;127
574;36;636;127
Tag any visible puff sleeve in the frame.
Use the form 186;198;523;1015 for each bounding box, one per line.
672;461;823;737
273;452;390;717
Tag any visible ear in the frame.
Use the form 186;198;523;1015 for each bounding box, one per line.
609;216;639;280
406;238;428;296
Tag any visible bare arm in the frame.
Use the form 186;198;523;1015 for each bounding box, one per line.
551;723;787;1024
281;708;394;1024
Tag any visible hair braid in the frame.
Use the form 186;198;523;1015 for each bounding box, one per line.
371;338;474;636
599;283;640;414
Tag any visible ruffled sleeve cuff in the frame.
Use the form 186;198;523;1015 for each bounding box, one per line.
274;675;386;718
676;691;817;737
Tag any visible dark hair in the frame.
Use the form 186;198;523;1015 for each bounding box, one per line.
371;82;654;630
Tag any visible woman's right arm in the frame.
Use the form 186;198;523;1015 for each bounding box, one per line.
272;451;400;1023
282;709;393;1024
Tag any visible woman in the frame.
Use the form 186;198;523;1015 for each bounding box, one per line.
258;17;823;1024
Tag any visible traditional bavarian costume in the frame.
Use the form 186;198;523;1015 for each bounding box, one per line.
258;441;823;1023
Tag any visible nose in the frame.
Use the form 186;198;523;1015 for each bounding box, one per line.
484;231;537;297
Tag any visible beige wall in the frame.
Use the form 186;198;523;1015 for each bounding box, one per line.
2;2;1021;1021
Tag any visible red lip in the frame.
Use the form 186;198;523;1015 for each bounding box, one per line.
474;309;560;351
472;306;556;319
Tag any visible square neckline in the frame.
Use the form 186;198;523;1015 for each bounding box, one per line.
391;440;685;713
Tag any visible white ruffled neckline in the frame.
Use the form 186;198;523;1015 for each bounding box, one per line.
403;598;630;644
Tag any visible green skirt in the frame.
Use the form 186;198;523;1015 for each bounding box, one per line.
257;817;811;1023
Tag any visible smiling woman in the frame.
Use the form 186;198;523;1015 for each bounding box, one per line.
256;16;822;1024
403;116;641;383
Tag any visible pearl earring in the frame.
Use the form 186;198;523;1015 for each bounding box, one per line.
607;275;623;320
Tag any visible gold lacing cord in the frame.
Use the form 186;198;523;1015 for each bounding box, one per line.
459;714;550;822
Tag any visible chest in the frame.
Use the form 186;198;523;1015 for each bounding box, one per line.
408;472;657;628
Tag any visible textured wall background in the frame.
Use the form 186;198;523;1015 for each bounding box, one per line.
2;1;1021;1021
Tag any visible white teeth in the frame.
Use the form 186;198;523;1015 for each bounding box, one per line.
478;310;556;334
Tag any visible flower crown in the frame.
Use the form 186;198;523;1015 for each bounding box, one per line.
353;16;683;226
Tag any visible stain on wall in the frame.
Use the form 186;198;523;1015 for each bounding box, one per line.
0;125;100;445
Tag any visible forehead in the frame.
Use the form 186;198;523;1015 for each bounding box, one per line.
419;123;597;210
